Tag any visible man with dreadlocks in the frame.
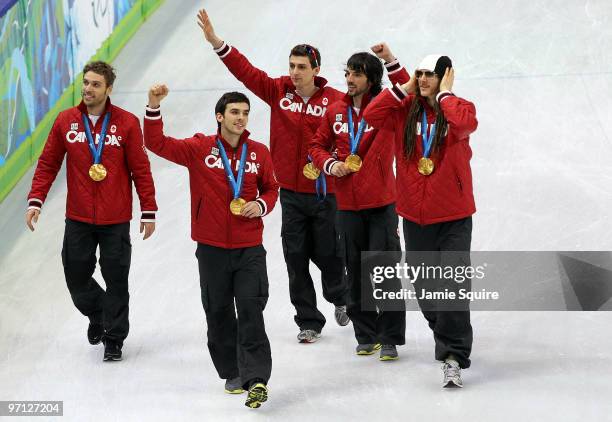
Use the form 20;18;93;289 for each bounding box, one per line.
309;52;409;361
363;55;478;387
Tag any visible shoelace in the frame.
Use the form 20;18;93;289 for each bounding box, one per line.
443;362;460;379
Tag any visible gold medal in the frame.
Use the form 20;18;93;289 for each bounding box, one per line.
89;163;107;181
303;162;321;180
345;154;362;172
417;157;434;176
229;197;246;216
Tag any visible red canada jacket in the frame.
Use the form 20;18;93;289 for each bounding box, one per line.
28;99;157;224
214;42;408;195
363;85;478;225
143;107;279;249
308;73;409;211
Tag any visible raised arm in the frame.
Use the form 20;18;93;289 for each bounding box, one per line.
143;84;201;167
363;77;416;130
371;42;410;86
197;8;278;104
437;68;478;139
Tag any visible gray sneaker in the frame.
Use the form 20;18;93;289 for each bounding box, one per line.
355;343;382;355
297;329;321;343
334;305;350;326
379;344;399;361
224;377;244;394
442;360;463;388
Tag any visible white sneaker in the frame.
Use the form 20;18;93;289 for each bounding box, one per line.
442;359;463;388
297;329;321;343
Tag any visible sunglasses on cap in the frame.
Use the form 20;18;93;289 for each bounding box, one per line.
415;70;436;79
300;44;319;68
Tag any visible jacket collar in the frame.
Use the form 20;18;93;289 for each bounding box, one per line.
77;97;113;117
341;91;374;117
216;129;251;150
283;75;330;98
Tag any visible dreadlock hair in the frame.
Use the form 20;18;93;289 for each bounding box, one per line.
402;88;448;160
346;52;384;96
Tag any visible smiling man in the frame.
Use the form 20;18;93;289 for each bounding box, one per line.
309;52;409;361
26;61;157;362
143;87;279;409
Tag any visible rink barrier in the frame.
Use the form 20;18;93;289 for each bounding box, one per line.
0;0;164;204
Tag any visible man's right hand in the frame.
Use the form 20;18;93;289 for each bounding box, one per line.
26;209;40;232
148;84;169;108
197;9;223;49
331;161;352;177
370;42;396;63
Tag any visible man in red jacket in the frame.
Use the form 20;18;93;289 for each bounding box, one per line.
144;87;278;409
309;52;408;361
363;55;478;388
25;61;157;362
197;8;408;344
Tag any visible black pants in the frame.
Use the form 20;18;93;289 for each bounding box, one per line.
61;218;131;345
280;189;347;332
196;243;272;388
403;217;474;369
337;204;406;345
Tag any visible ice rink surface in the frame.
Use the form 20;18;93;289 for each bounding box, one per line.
1;0;612;420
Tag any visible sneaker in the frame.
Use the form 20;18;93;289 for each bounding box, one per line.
87;322;103;345
297;329;321;343
355;343;382;355
379;344;399;361
224;377;244;394
245;383;268;409
103;340;123;361
442;359;463;388
334;305;350;326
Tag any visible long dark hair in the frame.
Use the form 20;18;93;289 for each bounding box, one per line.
403;92;447;159
346;52;383;96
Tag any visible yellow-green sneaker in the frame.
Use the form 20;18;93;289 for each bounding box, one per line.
355;343;382;355
245;383;268;408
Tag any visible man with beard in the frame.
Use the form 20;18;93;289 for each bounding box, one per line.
26;61;157;362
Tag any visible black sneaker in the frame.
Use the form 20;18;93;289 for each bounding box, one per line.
224;377;244;394
379;344;399;361
334;305;350;326
103;340;123;361
87;323;103;345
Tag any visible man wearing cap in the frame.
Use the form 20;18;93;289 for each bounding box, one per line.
364;55;478;387
26;61;157;362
